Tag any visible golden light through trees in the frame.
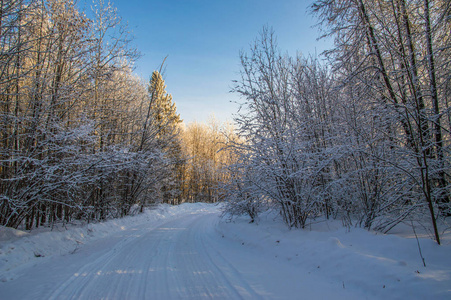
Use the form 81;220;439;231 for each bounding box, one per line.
177;118;239;204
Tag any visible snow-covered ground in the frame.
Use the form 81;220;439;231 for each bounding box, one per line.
0;203;450;299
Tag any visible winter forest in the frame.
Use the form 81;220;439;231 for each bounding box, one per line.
0;0;240;230
1;0;450;248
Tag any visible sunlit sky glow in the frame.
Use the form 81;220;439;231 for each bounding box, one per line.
83;0;331;124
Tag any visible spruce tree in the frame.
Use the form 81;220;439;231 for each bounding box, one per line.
148;71;183;204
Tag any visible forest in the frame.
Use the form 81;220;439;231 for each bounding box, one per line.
0;0;238;231
1;0;450;245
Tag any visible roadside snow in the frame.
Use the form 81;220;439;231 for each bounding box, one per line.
218;212;451;299
0;203;450;299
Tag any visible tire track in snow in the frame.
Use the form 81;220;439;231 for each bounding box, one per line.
43;211;258;299
168;212;254;299
198;214;263;299
141;211;257;299
48;232;143;299
47;223;164;299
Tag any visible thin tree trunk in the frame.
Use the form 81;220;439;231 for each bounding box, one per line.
423;0;449;210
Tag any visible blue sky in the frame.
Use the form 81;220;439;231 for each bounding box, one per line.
93;0;331;124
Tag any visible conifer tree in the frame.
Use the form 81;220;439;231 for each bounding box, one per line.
149;71;180;137
148;71;183;203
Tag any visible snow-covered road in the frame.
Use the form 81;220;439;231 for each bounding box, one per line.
1;208;362;299
1;204;450;299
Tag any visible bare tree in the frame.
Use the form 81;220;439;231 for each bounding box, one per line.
312;0;451;244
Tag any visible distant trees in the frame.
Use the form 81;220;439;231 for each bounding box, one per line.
0;0;178;229
179;118;238;203
223;5;450;244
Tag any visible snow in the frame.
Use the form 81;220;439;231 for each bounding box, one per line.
0;204;200;281
0;203;450;299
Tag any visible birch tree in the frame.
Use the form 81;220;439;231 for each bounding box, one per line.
312;0;451;243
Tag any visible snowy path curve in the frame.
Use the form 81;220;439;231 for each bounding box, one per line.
1;209;365;299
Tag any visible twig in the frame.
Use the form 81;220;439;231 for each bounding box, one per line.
411;220;426;267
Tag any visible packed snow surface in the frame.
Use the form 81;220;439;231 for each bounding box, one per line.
0;203;450;299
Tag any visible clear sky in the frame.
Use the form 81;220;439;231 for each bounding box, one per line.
89;0;331;124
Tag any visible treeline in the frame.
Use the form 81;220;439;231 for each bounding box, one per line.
222;0;450;244
0;0;173;229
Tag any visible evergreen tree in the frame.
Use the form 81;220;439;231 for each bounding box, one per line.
148;71;183;204
149;71;181;139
